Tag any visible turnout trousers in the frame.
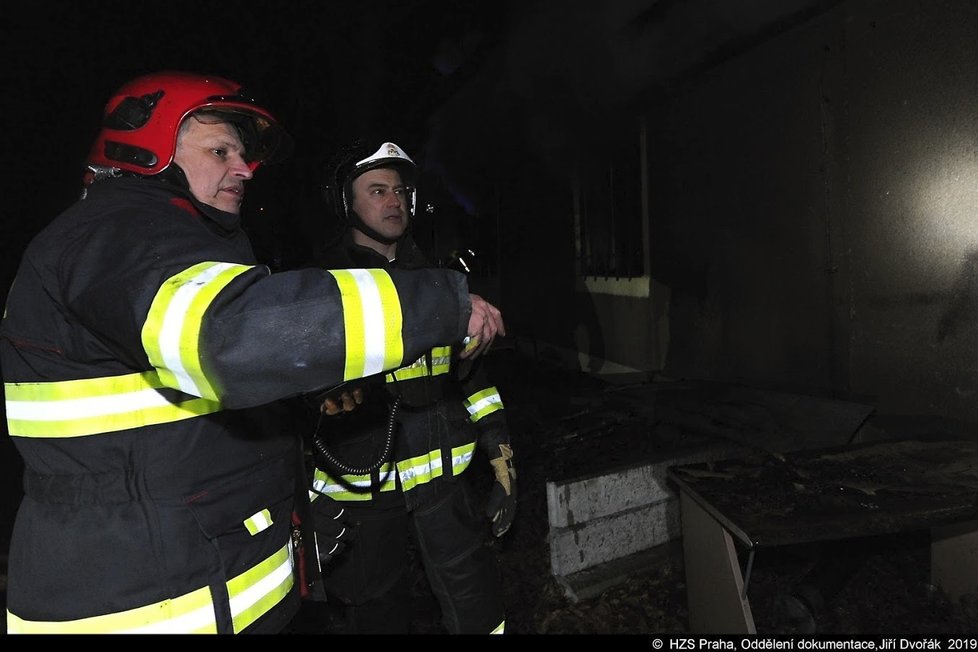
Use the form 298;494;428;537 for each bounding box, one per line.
322;477;505;634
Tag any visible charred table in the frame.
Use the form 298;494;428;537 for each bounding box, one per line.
668;438;978;633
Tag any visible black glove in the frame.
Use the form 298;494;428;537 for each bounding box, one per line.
315;502;355;565
485;444;517;537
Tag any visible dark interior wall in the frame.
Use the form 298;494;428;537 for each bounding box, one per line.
649;5;841;394
495;157;580;349
645;0;978;424
843;0;978;420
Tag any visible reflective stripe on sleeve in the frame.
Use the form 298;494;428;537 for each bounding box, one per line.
464;387;505;422
142;261;253;400
4;371;221;438
327;269;404;381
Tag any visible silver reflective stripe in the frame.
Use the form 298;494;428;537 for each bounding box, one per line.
142;262;253;400
6;585;217;634
429;346;453;374
244;509;273;536
397;450;444;491
4;371;221;438
310;442;476;501
385;346;453;382
310;469;374;502
396;442;475;490
464;387;504;422
6;542;294;634
229;543;294;633
327;269;404;381
450;444;475;476
310;466;396;502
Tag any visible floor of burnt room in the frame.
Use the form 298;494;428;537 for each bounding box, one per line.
287;346;978;635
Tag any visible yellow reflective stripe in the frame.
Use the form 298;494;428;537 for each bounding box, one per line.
397;443;474;490
397;449;444;491
464;387;504;422
6;585;217;634
244;509;273;536
309;465;396;502
490;619;506;634
5;542;294;634
429;346;452;375
327;269;404;381
385;346;453;383
311;468;373;502
450;442;475;476
142;262;253;400
229;543;294;633
5;371;221;438
387;364;427;381
310;443;475;500
311;488;371;502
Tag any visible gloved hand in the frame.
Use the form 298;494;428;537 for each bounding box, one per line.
316;502;355;566
485;443;517;537
321;387;364;416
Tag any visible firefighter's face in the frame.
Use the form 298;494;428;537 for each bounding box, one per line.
350;168;410;242
173;116;254;215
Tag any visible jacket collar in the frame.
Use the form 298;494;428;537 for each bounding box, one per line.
87;177;243;237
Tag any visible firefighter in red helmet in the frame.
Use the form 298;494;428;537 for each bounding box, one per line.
0;71;504;634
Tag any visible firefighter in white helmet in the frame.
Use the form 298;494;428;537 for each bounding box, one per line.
304;139;516;634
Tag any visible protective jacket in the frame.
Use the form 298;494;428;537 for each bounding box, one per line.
309;232;510;512
0;177;472;634
306;231;508;634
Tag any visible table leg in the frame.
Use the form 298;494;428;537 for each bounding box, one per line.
680;491;756;634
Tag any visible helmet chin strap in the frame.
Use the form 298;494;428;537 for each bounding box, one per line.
350;210;404;247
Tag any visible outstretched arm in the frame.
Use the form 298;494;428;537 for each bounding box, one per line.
460;294;506;359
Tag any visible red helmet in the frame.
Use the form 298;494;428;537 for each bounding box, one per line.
87;70;290;176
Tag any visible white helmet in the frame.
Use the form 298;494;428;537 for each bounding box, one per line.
328;140;418;221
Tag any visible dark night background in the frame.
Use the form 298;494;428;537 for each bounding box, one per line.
1;0;515;272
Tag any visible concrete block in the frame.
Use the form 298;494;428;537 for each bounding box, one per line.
546;443;746;529
547;443;746;577
549;498;681;577
547;464;670;529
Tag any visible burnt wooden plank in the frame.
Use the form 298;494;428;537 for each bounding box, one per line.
668;439;978;548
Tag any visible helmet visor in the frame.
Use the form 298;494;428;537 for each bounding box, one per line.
191;108;293;167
